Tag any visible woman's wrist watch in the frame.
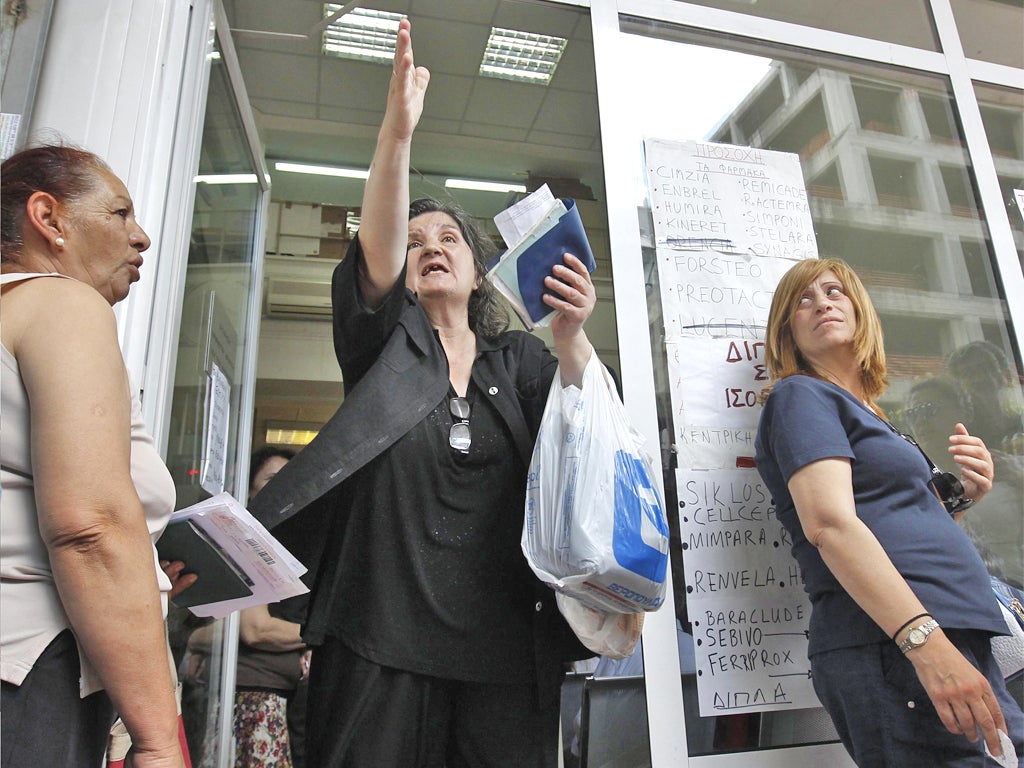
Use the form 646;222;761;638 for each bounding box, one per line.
898;618;939;654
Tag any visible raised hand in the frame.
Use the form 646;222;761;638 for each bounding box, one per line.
948;422;994;504
382;18;430;144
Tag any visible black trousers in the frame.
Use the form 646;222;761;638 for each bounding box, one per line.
1;630;115;768
307;637;561;768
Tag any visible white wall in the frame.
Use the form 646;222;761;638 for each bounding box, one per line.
28;0;200;390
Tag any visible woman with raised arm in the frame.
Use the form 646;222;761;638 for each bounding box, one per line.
1;145;189;767
754;257;1023;766
249;19;598;768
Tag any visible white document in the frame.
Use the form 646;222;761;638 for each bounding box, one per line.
493;184;556;246
169;492;309;618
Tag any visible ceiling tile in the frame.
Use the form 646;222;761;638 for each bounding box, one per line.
421;74;475;122
317;104;385;126
400;16;493;77
526;128;596;152
318;57;391;107
409;0;498;25
493;2;581;38
535;89;599;136
238;48;320;103
414;116;464;135
548;37;596;93
226;0;320;36
459;121;530;142
252;97;319;120
464;77;545;128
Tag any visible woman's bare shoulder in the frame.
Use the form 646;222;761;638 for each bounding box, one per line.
2;275;116;353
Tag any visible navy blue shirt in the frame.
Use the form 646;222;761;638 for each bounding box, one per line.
754;375;1006;656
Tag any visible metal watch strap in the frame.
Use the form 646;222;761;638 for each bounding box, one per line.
898;618;939;654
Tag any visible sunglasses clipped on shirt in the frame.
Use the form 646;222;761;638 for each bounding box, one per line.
895;431;976;516
449;396;471;453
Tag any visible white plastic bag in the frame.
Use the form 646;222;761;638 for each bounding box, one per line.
522;353;670;615
555;592;645;658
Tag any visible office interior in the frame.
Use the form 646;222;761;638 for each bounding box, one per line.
4;0;1022;765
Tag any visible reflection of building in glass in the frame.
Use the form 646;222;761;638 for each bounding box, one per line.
708;62;1024;409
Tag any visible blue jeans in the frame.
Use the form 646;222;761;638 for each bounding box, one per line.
812;629;1024;767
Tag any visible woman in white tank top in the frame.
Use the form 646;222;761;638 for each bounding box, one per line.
1;144;189;768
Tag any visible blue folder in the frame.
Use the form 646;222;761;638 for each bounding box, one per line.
488;199;597;326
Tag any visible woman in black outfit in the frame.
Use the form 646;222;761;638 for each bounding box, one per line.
250;19;598;767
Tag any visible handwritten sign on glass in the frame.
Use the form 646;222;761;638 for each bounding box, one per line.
646;137;819;714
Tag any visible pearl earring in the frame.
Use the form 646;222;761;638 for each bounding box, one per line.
54;236;65;247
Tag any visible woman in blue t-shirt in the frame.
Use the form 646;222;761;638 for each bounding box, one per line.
754;257;1022;766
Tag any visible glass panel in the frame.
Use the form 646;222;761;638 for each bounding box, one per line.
951;0;1024;69
613;18;1024;756
975;82;1024;272
166;36;264;766
666;0;938;50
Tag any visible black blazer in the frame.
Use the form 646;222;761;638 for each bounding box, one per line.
249;238;590;702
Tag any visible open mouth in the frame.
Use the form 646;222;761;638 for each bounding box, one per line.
421;263;449;276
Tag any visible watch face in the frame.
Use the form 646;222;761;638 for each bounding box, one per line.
908;628;926;645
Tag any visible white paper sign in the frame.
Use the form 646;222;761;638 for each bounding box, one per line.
688;593;818;714
200;362;230;496
645;137;820;714
669;338;768;429
677;468;819;714
646;139;817;261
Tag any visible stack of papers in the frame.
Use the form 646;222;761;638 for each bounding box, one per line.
488;184;596;331
155;492;309;618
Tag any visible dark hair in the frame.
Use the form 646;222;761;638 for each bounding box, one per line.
948;341;1011;387
408;197;510;338
905;374;974;425
249;446;295;491
1;144;112;258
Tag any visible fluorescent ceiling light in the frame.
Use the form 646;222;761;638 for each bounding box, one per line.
479;27;567;85
445;178;527;194
194;173;258;184
265;427;319;447
322;5;403;63
275;161;369;180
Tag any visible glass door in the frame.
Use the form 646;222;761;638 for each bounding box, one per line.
593;5;1023;766
164;15;269;766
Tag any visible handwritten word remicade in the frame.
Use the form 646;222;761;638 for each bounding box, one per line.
738;179;808;205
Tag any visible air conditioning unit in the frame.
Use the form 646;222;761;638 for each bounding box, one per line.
265;277;332;319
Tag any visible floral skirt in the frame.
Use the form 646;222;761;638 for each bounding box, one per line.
233;690;292;768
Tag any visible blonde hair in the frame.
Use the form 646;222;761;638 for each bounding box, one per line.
761;258;888;404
